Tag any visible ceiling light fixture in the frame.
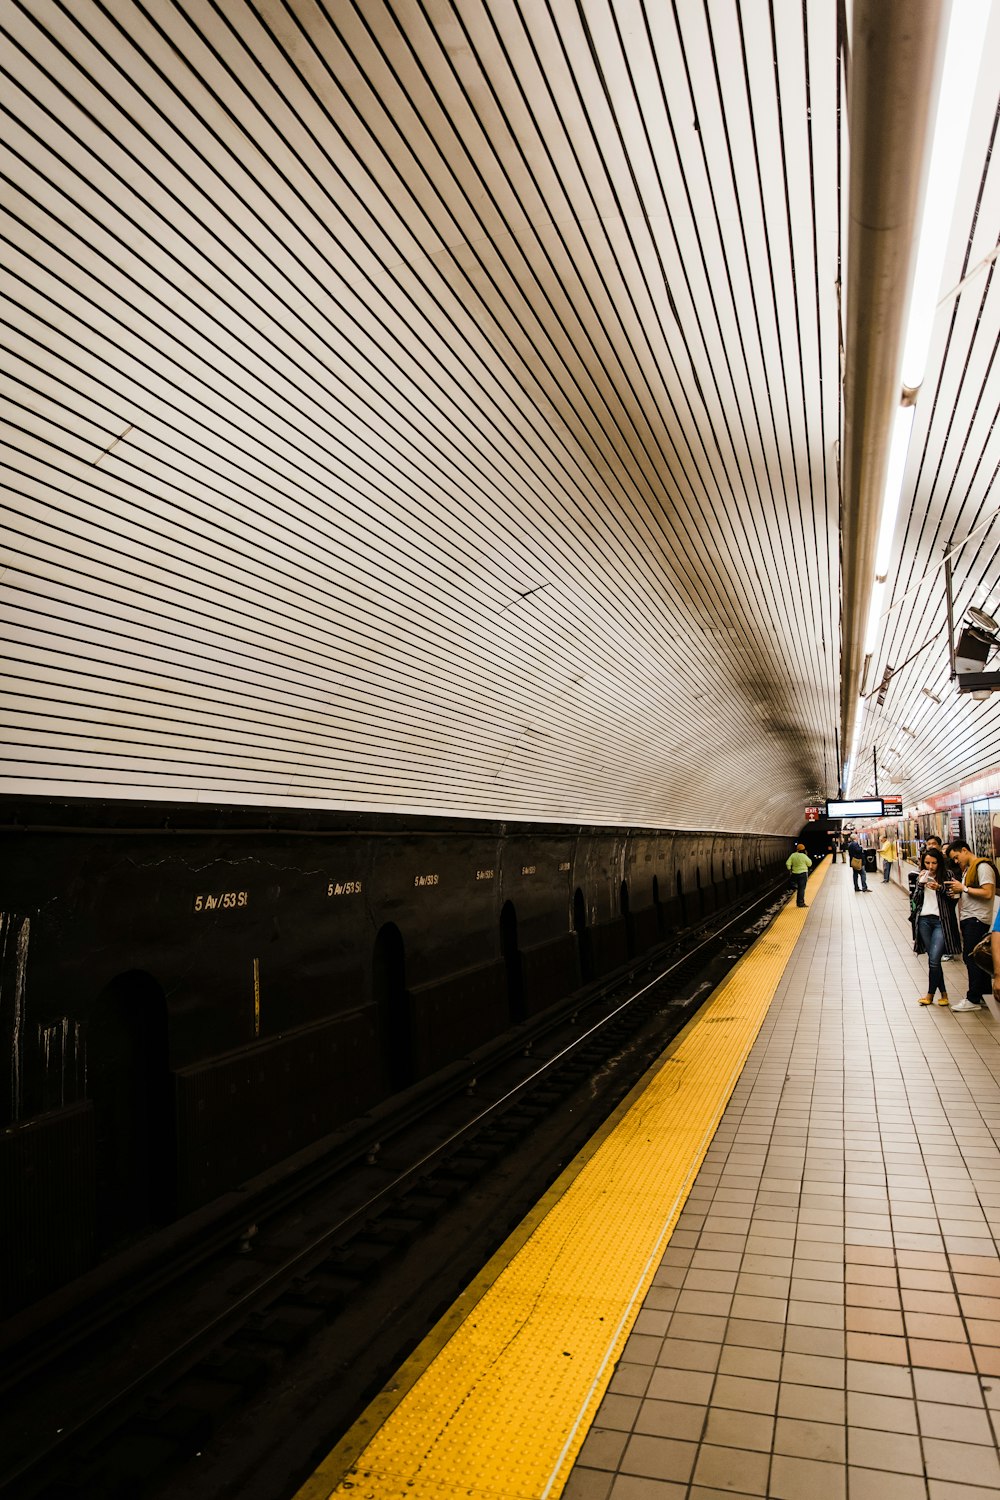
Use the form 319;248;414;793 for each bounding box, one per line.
901;0;992;391
862;0;990;674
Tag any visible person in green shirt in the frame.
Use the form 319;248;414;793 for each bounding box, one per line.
786;843;811;908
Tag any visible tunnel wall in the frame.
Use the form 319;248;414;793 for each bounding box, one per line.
0;797;789;1312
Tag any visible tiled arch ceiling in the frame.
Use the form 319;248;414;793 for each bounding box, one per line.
1;0;843;832
851;2;1000;811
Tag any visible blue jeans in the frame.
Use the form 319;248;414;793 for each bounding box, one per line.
918;915;946;997
883;859;892;882
793;873;807;907
852;864;868;890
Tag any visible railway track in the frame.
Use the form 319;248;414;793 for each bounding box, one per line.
1;876;792;1500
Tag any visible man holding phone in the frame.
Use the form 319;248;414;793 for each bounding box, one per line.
946;842;997;1012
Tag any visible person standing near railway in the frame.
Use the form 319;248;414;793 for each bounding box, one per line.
847;834;869;891
944;841;997;1013
879;833;897;883
786;842;811;908
911;848;961;1006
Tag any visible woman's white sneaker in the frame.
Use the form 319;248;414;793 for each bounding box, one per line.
950;1000;982;1013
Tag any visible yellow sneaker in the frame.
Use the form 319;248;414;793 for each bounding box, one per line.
937;994;950;1006
918;995;933;1005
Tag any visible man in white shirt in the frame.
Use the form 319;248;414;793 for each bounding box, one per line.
945;842;997;1012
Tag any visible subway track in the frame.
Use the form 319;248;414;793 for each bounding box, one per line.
0;877;792;1500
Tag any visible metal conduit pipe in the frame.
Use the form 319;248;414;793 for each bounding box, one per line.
840;0;946;779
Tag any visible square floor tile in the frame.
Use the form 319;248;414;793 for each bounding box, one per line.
846;1390;918;1433
610;1364;653;1397
655;1338;721;1372
561;1467;614;1500
912;1369;986;1406
848;1426;923;1473
691;1444;770;1496
846;1332;909;1366
619;1434;697;1484
633;1399;705;1442
769;1452;846;1500
778;1381;846;1423
923;1437;1000;1486
577;1428;629;1471
781;1352;845;1388
717;1346;782;1380
645;1366;716;1405
908;1341;977;1373
846;1466;927;1500
702;1407;773;1452
773;1415;846;1462
917;1399;995;1443
710;1374;778;1415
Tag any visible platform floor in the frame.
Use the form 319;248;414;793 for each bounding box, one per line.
568;864;1000;1500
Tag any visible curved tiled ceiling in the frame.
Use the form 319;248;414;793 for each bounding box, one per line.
853;2;1000;810
3;0;972;834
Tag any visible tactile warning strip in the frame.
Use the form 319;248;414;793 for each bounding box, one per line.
298;862;829;1500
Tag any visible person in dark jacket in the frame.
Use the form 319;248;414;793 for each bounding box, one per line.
847;836;869;892
911;848;962;1006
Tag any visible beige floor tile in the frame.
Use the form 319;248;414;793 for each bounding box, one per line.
645;1368;715;1405
578;1429;630;1471
973;1344;1000;1374
846;1307;906;1336
710;1374;778;1415
846;1389;919;1433
619;1434;698;1484
773;1415;846;1462
702;1407;773;1452
717;1346;782;1381
847;1468;928;1500
922;1437;1000;1487
770;1453;846;1500
609;1477;689;1500
633;1399;706;1441
917;1399;995;1443
846;1284;902;1310
655;1337;721;1371
926;1481;1000;1500
691;1445;770;1495
777;1382;846;1423
848;1426;923;1474
846;1331;909;1365
609;1364;653;1397
909;1340;977;1372
562;1468;614;1500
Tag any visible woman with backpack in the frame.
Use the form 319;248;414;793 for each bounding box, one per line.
911;847;962;1006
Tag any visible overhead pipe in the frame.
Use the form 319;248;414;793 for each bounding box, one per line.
840;0;947;781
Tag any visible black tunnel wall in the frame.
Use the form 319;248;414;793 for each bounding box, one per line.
0;797;789;1313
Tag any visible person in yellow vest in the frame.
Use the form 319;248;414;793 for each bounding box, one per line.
786;843;811;908
879;834;897;884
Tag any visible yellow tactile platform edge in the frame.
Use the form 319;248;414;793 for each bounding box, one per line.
297;862;828;1500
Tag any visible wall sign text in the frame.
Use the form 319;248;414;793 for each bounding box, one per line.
194;891;248;912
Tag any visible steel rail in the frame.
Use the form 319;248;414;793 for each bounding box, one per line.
0;876;789;1498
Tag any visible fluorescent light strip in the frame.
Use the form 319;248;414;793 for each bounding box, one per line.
902;0;993;390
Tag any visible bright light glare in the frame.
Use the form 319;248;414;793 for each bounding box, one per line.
846;704;867;794
863;579;887;655
874;403;916;578
901;0;992;389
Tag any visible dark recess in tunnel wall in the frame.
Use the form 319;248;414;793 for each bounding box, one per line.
0;796;790;1314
